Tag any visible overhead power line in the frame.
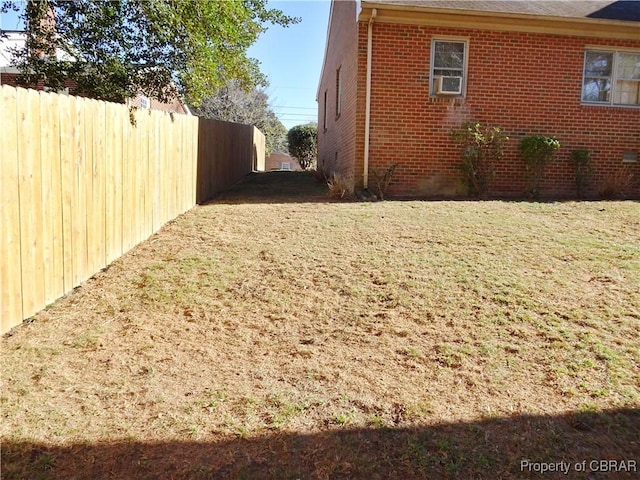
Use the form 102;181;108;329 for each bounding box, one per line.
270;105;317;110
276;112;317;117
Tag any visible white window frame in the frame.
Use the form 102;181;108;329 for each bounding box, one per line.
336;66;342;118
139;95;151;109
430;37;469;98
323;89;328;131
582;47;640;107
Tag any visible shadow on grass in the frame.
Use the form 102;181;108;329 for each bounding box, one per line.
205;171;640;206
3;409;638;479
206;171;332;205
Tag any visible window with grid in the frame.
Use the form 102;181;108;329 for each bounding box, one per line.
430;39;467;96
582;49;640;106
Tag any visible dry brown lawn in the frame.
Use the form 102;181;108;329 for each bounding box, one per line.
2;172;639;479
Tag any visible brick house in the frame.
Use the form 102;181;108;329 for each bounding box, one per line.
0;31;190;115
266;152;302;171
317;1;640;198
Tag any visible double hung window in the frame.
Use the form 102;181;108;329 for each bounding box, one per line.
431;39;467;96
582;50;640;106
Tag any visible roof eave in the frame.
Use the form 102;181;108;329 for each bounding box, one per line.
359;1;640;40
316;0;336;102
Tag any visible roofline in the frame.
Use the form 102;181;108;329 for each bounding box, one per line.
359;1;640;40
316;0;336;102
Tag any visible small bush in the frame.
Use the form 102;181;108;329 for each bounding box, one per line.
571;149;593;199
451;122;508;198
327;172;351;199
598;165;634;199
371;163;398;201
315;159;330;184
519;135;561;199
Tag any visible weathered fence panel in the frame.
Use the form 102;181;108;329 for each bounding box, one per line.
1;85;264;333
196;119;265;203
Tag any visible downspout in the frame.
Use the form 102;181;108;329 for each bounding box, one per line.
363;8;376;190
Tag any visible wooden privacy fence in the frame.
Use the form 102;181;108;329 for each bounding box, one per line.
0;85;265;334
197;118;265;203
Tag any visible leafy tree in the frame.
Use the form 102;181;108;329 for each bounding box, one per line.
192;79;287;156
287;123;317;170
1;0;297;105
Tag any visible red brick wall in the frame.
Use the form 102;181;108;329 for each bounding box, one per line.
317;0;359;189
0;72;78;93
265;152;301;171
354;22;640;198
0;72;21;87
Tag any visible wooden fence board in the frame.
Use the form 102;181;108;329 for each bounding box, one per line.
167;115;176;220
122;110;135;253
84;99;98;276
92;99;107;270
104;102;116;263
71;95;88;286
39;92;54;306
0;86;23;331
185;118;195;209
139;110;152;240
161;113;172;223
114;107;125;259
176;118;185;214
40;91;65;305
17;89;45;318
1;85;264;333
135;110;145;244
131;110;139;248
50;93;65;303
150;112;161;232
130;109;140;245
58;92;74;293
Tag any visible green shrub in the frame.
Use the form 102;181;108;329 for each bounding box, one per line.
451;122;508;198
571;149;593;199
519;135;560;199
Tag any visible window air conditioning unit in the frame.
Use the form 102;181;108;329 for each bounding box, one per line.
436;76;463;95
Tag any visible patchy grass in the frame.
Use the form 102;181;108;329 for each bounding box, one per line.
2;172;639;479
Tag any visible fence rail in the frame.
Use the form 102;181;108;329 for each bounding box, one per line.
1;85;264;333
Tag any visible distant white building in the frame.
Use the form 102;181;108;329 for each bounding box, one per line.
265;152;302;171
0;30;74;73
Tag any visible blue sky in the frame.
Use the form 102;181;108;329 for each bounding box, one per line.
1;0;331;130
249;0;331;129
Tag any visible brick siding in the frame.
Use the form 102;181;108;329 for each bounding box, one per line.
337;21;640;198
266;152;302;171
0;72;78;93
317;0;359;190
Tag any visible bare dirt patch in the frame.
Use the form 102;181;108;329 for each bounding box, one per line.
2;173;639;479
